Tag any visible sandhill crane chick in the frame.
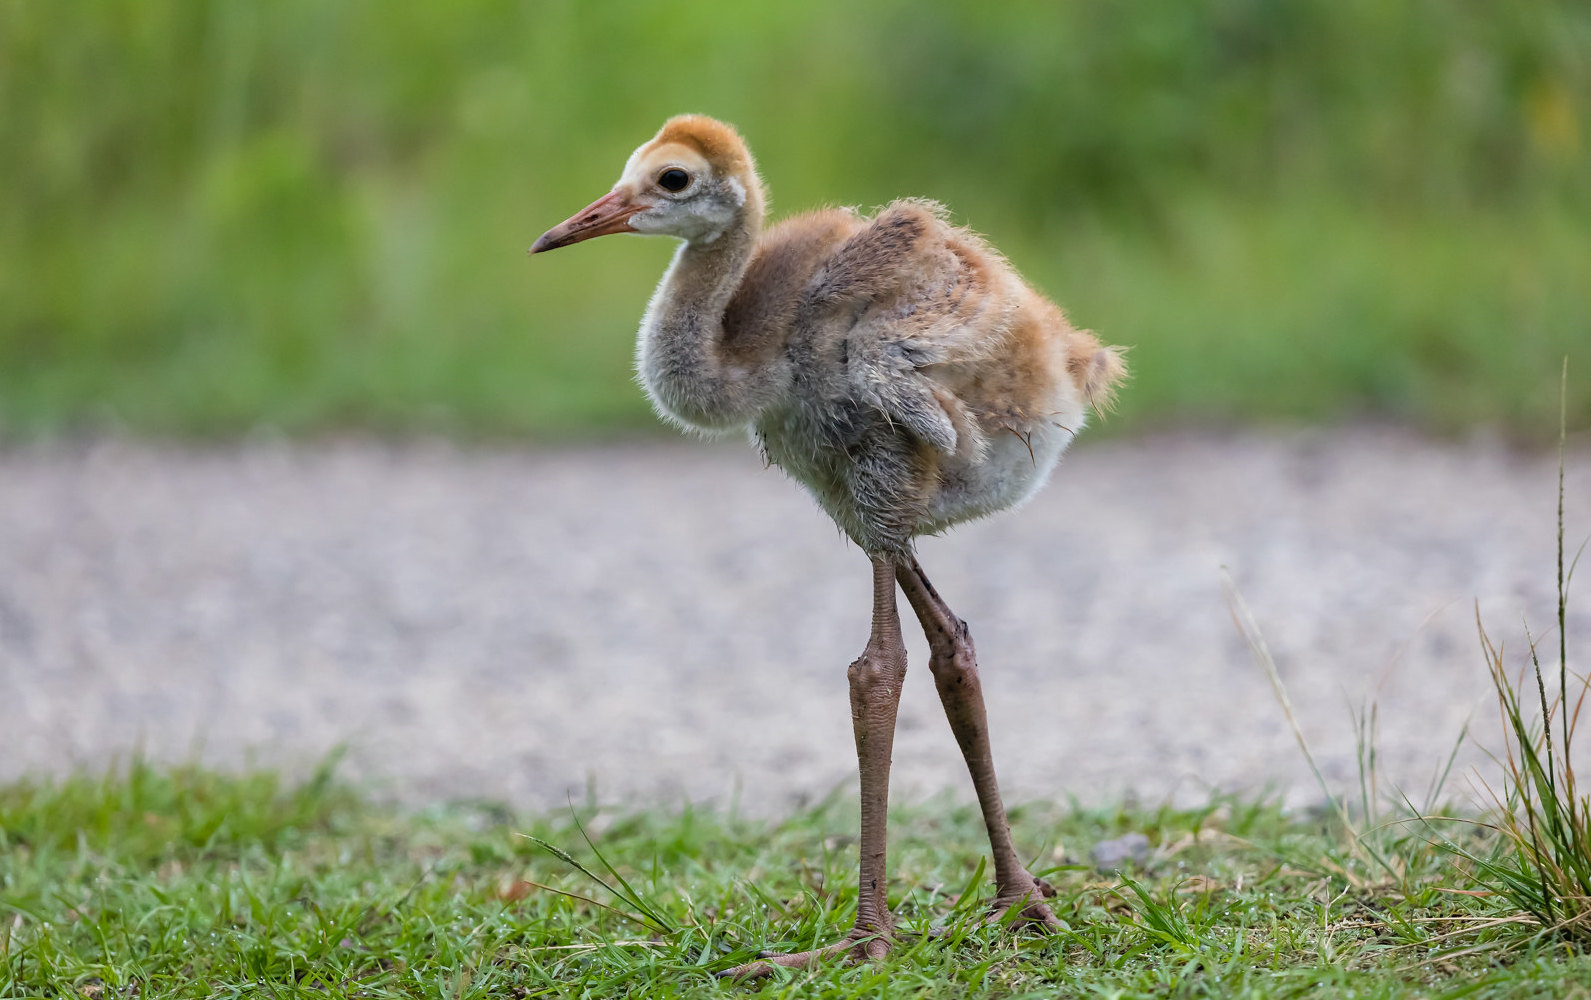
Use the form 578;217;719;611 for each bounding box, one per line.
531;114;1125;978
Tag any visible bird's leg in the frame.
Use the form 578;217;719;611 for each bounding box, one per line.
896;556;1062;930
720;557;906;979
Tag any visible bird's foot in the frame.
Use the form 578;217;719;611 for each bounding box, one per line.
716;927;891;980
987;875;1063;930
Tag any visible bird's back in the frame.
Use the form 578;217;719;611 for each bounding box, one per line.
729;200;1124;555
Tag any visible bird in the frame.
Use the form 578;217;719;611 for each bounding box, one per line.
530;114;1125;978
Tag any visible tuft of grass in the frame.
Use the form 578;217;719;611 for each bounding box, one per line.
1464;614;1591;942
1446;364;1591;945
522;809;676;937
6;761;1588;998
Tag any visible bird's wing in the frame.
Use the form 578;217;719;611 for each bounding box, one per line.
801;200;1013;455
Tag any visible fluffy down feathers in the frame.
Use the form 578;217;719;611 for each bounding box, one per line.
599;115;1127;554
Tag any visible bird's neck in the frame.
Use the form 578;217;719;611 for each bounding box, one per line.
637;199;778;432
660;218;760;339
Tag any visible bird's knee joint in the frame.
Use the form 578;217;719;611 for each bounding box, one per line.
929;656;977;689
928;619;976;668
848;647;906;690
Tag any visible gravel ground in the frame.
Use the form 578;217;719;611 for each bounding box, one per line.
3;429;1588;815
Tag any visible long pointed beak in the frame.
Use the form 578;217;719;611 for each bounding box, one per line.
529;189;643;254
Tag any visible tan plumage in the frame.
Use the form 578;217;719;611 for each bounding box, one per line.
532;115;1126;977
737;195;1122;552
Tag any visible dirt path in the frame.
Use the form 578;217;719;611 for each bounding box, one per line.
3;429;1585;813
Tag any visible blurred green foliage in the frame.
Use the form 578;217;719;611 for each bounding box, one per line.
2;0;1587;437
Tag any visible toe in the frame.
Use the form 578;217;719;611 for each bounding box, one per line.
716;944;831;979
989;892;1064;932
1028;902;1064;931
716;960;775;980
716;934;890;978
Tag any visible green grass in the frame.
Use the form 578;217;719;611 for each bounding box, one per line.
3;1;1589;438
5;760;1590;998
1434;381;1591;948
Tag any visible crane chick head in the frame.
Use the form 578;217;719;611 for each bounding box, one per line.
531;115;762;254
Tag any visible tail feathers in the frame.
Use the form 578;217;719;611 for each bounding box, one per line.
1069;339;1129;413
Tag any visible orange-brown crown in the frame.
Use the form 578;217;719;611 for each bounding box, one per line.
650;115;755;178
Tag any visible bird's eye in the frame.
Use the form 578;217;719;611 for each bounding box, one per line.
657;168;691;192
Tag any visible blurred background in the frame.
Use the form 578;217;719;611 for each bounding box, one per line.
6;1;1591;811
3;0;1588;441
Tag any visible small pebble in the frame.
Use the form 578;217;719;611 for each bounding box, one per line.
1091;833;1150;870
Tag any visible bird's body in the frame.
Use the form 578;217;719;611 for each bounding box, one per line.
532;115;1125;977
619;121;1122;556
